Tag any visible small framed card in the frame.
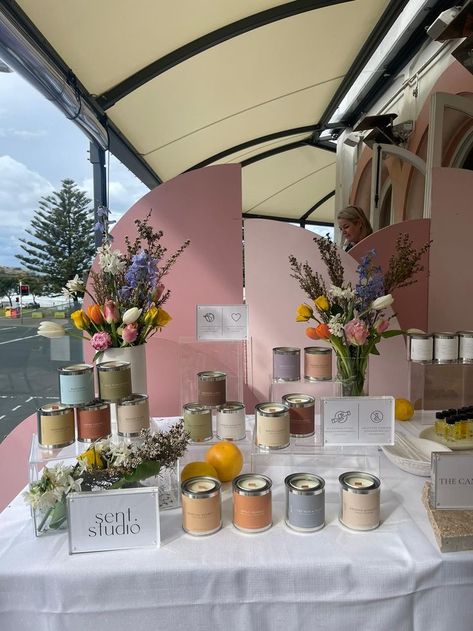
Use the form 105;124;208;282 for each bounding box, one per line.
431;452;473;509
322;396;394;446
196;305;248;341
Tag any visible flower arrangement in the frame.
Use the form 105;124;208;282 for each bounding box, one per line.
24;420;190;533
38;210;190;356
289;234;431;395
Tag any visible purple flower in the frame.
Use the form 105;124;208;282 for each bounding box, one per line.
355;250;384;310
91;331;112;351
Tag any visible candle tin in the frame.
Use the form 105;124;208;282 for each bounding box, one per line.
285;473;325;532
255;402;290;449
76;399;111;442
181;476;222;536
304;347;332;381
197;371;226;407
458;331;473;363
272;347;300;382
116;394;150;437
433;332;458;364
408;333;433;362
97;361;132;402
232;474;272;533
37;402;75;448
216;401;246;441
183;403;213;442
339;471;381;531
282;393;315;437
58;363;94;407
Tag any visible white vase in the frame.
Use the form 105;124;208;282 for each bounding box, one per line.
99;344;148;395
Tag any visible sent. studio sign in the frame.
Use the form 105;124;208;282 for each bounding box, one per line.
67;487;160;554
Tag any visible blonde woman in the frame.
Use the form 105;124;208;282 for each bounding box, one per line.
337;206;373;251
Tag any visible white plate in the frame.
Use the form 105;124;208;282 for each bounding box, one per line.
419;426;473;450
382;434;451;476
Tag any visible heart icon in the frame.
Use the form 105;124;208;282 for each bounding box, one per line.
231;313;241;322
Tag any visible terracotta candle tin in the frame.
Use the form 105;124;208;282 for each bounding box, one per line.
58;363;94;407
408;333;433;362
304;347;332;381
433;332;458;364
285;473;325;532
197;371;227;407
183;403;213;442
272;347;300;382
232;474;272;533
181;476;222;536
76;400;111;442
255;402;290;449
116;394;150;437
97;361;132;402
37;402;75;448
216;402;246;441
458;331;473;363
339;471;380;531
282;393;315;437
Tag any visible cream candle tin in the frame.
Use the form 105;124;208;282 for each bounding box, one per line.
304;347;332;381
76;400;111;442
116;394;150;437
216;401;246;441
58;363;94;407
339;471;380;531
273;347;300;382
197;371;226;407
37;402;75;448
183;403;213;442
282;393;315;437
181;476;222;536
458;331;473;363
255;402;290;449
232;474;272;533
97;361;132;402
408;333;433;362
433;332;458;363
285;473;325;532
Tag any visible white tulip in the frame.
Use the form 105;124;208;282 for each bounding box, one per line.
37;321;66;338
371;294;394;310
122;307;142;325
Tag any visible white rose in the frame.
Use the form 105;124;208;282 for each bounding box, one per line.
371;294;394;310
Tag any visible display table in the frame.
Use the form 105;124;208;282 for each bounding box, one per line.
1;416;473;631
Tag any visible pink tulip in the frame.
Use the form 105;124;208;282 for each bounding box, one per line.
375;319;389;334
103;300;120;324
122;323;138;344
344;318;370;346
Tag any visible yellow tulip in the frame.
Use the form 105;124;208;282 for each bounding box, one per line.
78;446;104;470
296;304;313;322
155;307;172;328
143;306;159;327
71;309;90;330
314;295;330;311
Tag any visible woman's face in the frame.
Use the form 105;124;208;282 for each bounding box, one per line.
338;218;362;245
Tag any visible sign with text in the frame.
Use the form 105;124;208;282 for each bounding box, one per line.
431;452;473;509
322;396;394;446
196;305;248;340
67;487;160;554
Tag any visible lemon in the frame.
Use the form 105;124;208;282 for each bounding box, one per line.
181;461;219;482
395;398;415;421
205;441;243;482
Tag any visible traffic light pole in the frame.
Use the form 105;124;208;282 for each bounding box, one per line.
19;278;23;324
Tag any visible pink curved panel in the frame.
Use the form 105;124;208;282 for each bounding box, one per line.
0;414;35;512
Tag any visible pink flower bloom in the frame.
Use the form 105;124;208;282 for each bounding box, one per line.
344;318;369;346
375;319;389;334
91;331;112;351
103;300;120;324
122;323;138;344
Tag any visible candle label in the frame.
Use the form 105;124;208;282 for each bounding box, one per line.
256;413;290;449
431;452;473;509
322;396;394;446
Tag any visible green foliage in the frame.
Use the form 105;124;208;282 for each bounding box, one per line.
0;274;18;306
16;179;95;293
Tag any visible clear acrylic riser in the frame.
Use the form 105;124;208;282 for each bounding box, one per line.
408;361;473;412
270;379;341;408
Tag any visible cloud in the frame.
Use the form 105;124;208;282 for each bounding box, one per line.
0;128;47;139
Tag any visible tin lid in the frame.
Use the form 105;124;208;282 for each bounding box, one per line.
217;401;245;414
304;346;332;354
181;476;221;498
282;393;315;408
197;371;226;381
117;394;148;407
433;332;458;339
285;473;324;495
339;471;380;493
457;331;473;337
408;333;432;340
255;402;289;417
273;347;300;355
77;399;110;412
233;473;272;496
58;363;94;375
38;402;73;416
183;402;211;415
97;361;131;372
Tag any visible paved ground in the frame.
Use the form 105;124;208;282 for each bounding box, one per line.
0;318;83;442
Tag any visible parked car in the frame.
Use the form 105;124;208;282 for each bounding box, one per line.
27;301;41;309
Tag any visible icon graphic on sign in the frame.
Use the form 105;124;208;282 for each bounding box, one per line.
370;410;384;423
331;410;351;424
203;312;215;322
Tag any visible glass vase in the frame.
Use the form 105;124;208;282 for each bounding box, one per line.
141;460;180;510
335;354;369;397
33;496;68;536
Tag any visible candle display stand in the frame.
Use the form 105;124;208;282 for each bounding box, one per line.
408;361;473;411
270;378;339;405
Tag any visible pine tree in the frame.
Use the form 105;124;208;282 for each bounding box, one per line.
16;179;95;294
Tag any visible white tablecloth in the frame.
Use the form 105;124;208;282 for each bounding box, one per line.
1;418;473;631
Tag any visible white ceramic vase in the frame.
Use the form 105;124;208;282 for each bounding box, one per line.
99;344;148;395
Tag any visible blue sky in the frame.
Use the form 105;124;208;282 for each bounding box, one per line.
0;68;147;268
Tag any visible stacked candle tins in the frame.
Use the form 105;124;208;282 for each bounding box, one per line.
183;371;246;442
37;361;150;448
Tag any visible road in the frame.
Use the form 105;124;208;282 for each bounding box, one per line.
0;319;83;442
